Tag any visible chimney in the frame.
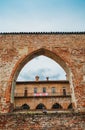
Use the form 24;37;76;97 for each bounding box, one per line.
35;76;39;81
46;77;49;81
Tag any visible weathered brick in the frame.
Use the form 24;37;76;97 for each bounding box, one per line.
0;113;84;130
0;32;85;114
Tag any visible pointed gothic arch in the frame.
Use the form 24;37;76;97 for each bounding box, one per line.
11;48;71;101
5;47;76;112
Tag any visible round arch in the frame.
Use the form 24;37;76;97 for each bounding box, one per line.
7;48;76;111
68;103;73;109
21;104;30;110
36;103;46;110
52;103;62;109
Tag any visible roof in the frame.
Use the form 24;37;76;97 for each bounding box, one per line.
16;80;69;85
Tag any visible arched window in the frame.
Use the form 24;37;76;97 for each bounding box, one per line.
52;103;62;109
36;103;46;109
21;104;30;110
68;103;73;109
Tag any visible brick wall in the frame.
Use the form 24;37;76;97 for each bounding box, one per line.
0;32;85;113
0;112;85;130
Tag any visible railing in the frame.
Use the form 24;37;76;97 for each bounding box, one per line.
14;92;71;97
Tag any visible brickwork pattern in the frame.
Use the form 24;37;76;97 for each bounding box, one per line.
0;112;85;130
0;32;85;113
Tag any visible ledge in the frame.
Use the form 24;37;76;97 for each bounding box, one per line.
0;111;85;116
16;80;69;84
14;95;71;98
0;32;85;35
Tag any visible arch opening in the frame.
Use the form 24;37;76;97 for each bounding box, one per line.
68;103;73;109
10;48;76;112
52;103;62;109
12;48;70;83
17;55;66;81
21;104;30;110
36;103;46;110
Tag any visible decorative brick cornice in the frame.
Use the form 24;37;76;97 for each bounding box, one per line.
0;32;85;35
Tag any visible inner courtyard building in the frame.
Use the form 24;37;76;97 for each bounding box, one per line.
14;75;72;111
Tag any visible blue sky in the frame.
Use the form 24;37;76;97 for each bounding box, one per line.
0;0;85;32
0;0;85;81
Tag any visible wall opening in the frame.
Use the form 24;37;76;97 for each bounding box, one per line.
52;103;62;109
21;104;30;110
10;48;76;112
36;103;46;110
17;55;66;81
68;103;73;109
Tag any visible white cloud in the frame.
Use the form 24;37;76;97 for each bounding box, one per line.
17;56;66;81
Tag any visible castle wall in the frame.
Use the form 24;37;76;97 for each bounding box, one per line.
0;113;84;130
0;32;85;113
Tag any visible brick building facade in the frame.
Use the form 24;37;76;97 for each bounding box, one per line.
14;76;72;110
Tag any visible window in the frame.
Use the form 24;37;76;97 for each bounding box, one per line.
52;87;56;93
34;88;37;93
63;87;66;96
43;87;46;93
24;87;28;97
